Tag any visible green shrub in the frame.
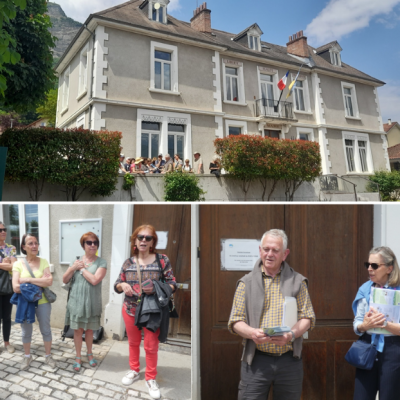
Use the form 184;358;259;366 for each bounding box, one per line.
123;173;136;201
164;171;205;202
368;170;400;201
0;127;122;200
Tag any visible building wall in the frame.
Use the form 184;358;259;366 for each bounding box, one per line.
387;125;400;147
48;205;114;329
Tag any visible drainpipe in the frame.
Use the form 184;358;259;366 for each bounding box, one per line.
84;24;95;130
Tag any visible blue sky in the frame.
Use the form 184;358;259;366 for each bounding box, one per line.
55;0;400;123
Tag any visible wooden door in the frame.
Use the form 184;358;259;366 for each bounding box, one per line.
132;205;191;340
199;205;373;400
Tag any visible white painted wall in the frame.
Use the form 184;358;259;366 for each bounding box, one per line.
373;205;400;258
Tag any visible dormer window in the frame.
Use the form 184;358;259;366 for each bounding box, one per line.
152;3;165;22
233;23;263;52
331;50;341;66
248;35;260;51
147;0;169;24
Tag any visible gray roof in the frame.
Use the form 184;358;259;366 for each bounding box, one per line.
59;0;384;85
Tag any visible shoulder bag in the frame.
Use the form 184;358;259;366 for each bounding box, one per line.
345;334;379;370
23;258;57;303
156;253;179;318
0;248;13;295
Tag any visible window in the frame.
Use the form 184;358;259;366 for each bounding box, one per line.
292;76;311;113
225;120;248;137
223;60;245;105
0;204;49;260
61;67;70;113
155;50;171;91
330;51;341;66
226;67;239;102
141;122;160;158
168;124;185;159
229;126;241;136
260;74;275;108
294;80;305;111
342;132;372;173
76;112;85;129
248;35;260;51
296;127;314;141
152;4;165;22
264;130;280;139
78;45;89;98
150;42;179;93
341;82;359;119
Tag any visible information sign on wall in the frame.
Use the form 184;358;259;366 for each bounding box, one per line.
221;239;260;271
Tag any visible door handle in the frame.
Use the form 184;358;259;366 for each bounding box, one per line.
176;283;189;290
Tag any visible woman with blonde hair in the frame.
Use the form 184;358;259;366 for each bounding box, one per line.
114;224;176;399
62;232;107;372
351;246;400;400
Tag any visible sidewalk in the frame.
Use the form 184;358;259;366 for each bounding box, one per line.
0;323;191;400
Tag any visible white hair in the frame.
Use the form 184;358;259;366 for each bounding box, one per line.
260;229;288;251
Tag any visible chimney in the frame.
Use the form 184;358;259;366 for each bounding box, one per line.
190;2;211;33
286;30;309;58
388;119;392;125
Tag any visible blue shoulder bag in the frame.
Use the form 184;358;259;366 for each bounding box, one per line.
345;335;379;370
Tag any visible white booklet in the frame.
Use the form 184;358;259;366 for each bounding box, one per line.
368;287;400;335
282;296;308;339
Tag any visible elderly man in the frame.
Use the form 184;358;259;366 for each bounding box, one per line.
228;229;315;400
119;154;128;174
162;154;174;173
193;151;204;174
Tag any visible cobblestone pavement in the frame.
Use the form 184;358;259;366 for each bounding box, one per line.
0;324;171;400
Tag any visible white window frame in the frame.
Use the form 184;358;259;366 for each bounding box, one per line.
77;44;89;100
342;131;373;174
296;127;315;141
292;74;312;114
150;41;179;94
330;50;341;66
76;112;85;129
141;122;161;159
248;35;261;51
222;59;246;106
341;82;360;119
257;67;279;115
148;0;168;24
136;109;192;161
225;120;248;136
0;204;50;262
61;67;70;115
167;127;185;160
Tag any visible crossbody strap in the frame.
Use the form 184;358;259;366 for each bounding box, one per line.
134;256;143;295
23;257;37;279
155;253;165;282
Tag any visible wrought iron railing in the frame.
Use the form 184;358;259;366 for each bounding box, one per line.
319;174;357;201
255;99;294;120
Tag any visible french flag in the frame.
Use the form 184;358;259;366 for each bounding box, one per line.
277;71;289;90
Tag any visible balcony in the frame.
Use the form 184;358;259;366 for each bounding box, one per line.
255;98;295;121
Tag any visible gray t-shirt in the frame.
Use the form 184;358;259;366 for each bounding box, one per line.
193;157;204;174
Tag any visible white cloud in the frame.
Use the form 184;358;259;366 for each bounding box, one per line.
378;80;400;123
305;0;400;46
168;0;181;12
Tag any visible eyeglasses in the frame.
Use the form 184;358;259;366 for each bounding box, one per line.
137;235;153;242
0;228;7;233
85;240;99;247
364;262;387;270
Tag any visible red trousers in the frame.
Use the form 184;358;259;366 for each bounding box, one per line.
122;308;160;381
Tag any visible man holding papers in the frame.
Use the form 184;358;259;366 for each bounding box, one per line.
228;229;315;400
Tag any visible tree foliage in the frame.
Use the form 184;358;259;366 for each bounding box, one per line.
368;170;400;201
214;135;322;201
36;88;57;126
1;0;56;112
164;171;206;201
0;127;122;201
0;0;26;95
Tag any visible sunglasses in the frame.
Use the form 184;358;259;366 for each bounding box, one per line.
0;228;7;233
137;235;153;242
364;262;386;270
85;240;99;247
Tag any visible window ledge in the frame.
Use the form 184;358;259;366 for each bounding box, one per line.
60;107;69;116
294;110;313;116
223;100;248;106
149;88;181;96
345;116;361;121
76;90;87;101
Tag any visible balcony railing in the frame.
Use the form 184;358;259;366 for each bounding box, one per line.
255;98;294;120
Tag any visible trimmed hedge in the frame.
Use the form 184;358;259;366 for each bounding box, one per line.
0;127;122;200
214;135;322;201
163;171;205;202
368;170;400;201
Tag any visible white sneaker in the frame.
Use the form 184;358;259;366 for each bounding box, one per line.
21;356;32;370
45;355;57;368
5;344;15;354
146;379;161;399
121;370;140;385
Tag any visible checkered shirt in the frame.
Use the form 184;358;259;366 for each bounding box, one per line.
228;269;315;354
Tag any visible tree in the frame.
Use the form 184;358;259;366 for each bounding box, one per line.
0;110;24;130
36;88;57;126
1;0;56;112
0;0;27;95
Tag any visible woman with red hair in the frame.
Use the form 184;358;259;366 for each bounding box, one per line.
114;224;176;399
62;232;107;373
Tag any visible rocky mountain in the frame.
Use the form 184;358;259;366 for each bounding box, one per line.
47;2;82;60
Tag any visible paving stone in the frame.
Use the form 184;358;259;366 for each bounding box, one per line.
29;367;47;376
41;364;58;372
127;397;141;400
31;361;42;368
20;379;40;390
33;375;51;385
56;362;70;369
45;372;60;380
0;352;13;359
104;383;126;393
60;376;79;386
42;397;59;400
0;371;7;379
0;381;11;389
91;380;105;387
79;383;97;391
87;394;99;400
128;390;139;397
83;369;95;377
8;384;26;394
3;359;16;366
0;388;11;400
25;390;45;400
49;381;68;391
5;366;19;374
140;394;153;400
39;386;53;395
0;363;7;370
97;397;113;400
75;375;92;383
68;387;88;398
56;369;74;378
5;374;24;384
52;390;73;400
18;370;35;379
6;395;26;400
95;387;115;397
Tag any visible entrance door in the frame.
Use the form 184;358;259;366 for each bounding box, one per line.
132;205;191;340
199;205;373;400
